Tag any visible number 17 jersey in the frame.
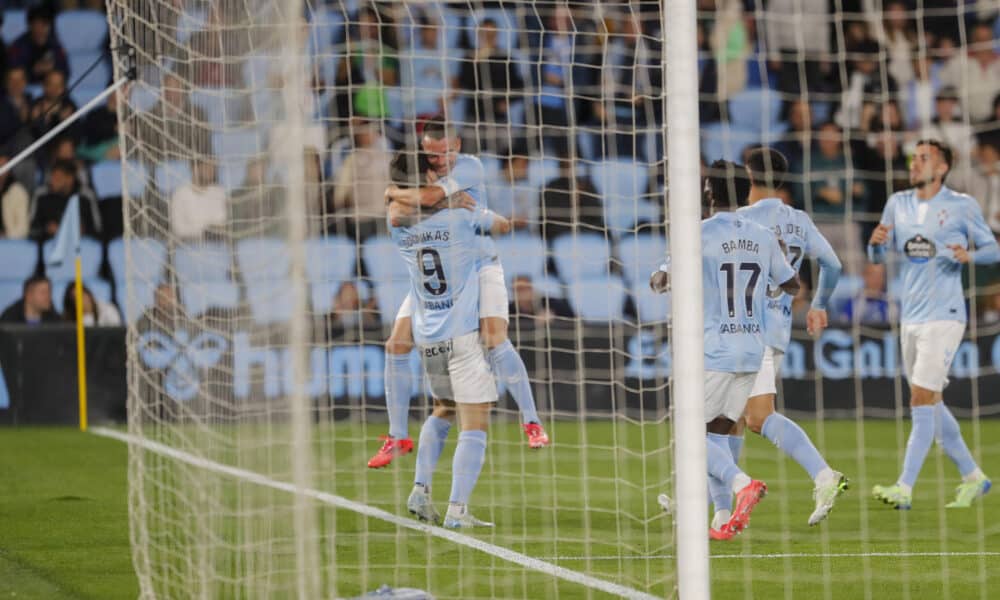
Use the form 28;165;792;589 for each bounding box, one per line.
700;212;796;372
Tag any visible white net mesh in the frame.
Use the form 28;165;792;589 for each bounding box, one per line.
104;0;1000;597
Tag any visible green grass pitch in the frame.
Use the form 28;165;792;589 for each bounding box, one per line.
1;420;998;599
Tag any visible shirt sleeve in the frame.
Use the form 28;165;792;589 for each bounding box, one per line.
433;157;485;198
806;219;843;309
867;195;895;264
471;208;496;232
965;197;1000;264
768;232;796;286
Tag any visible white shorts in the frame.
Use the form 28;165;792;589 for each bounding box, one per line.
901;320;965;392
396;263;509;323
704;371;756;422
748;347;784;397
421;332;498;404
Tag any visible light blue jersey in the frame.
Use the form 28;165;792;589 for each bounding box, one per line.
701;212;797;372
391;208;495;344
738;198;842;352
433;154;499;265
868;186;1000;324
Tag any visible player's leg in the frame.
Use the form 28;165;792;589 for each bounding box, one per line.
408;399;455;524
708;418;746;529
368;296;416;468
478;263;549;448
444;332;498;528
744;349;847;525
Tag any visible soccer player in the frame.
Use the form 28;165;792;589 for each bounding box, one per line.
869;139;998;509
386;151;508;528
710;148;848;528
369;116;549;469
652;160;800;540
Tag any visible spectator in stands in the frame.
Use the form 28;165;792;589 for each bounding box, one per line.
509;274;573;324
978;290;1000;326
136;282;183;334
0;155;29;239
774;100;813;162
857;118;909;242
953;132;1000;235
835;39;898;131
406;15;455;119
919;86;975;182
77;88;121;162
762;0;832;94
454;17;525;154
169;159;226;241
133;72;211;164
0;67;31;143
876;1;917;87
939;21;1000;123
48;136;89;188
6;6;69;85
903;53;943;130
325;281;380;339
62;284;122;327
184;4;250;88
0;275;60;324
487;150;535;230
539;158;605;241
837;263;895;326
229;158;284;237
29;69;76;140
330;6;398;122
331;119;391;239
28;159;101;240
534;5;575;157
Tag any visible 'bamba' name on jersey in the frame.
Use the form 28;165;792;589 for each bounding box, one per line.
719;322;761;334
400;230;451;248
721;239;760;254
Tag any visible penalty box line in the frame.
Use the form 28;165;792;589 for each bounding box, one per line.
91;427;660;600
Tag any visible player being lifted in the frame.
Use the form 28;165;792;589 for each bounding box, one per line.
870;139;998;509
386;151;508;528
369;116;550;469
712;148;848;528
652;160;800;540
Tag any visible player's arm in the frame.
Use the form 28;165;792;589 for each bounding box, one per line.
867;197;895;264
948;199;1000;264
386;185;476;210
472;208;511;236
805;223;843;335
769;235;800;296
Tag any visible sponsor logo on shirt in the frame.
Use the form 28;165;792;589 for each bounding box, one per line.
903;234;936;263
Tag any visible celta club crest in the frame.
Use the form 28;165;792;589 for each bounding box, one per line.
938;209;949;226
138;330;228;401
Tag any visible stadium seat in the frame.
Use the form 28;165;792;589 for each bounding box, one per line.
493;234;548;285
310;279;341;314
567;276;626;322
52;278;112;314
0;239;38;281
309;6;346;53
55;10;108;53
245;279;294;325
633;286;671;324
174;243;233;286
180;281;240;317
212;130;264;162
67;53;111;89
155;160;193;196
305;236;356;284
701;123;760;163
618;233;668;289
590;161;654;235
0;281;22;312
108;238;167;284
43;237;102;282
116;278;158;324
551;233;610;282
190;90;248;127
91;160;147;200
362;237;409;282
528;158;560;189
236;238;290;282
375;280;411;325
217;160;249;193
2;10;26;45
70;86;105;110
728;87;783;130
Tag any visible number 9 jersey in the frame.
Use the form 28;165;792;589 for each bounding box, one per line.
391;207;496;345
700;212;796;372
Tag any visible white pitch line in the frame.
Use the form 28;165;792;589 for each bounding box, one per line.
91;427;660;600
541;551;1000;561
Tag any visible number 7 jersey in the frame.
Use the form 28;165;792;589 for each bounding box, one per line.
390;207;496;345
700;212;796;372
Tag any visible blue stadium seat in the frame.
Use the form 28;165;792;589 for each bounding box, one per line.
493;234;548;285
375;280;411;325
155;160;192;196
528;159;560;189
0;282;22;312
217;160;248;192
43;237;102;282
729;87;783;130
590;160;656;234
245;279;293;325
70;86;106;110
174;243;232;286
618;233;668;289
67;53;111;89
567;276;626;322
0;239;38;281
632;286;671;324
55;10;108;53
551;233;610;282
116;278;158;324
309;6;346;53
212;130;264;161
52;278;112;314
108;237;167;284
305;236;356;284
701;123;760;163
2;10;26;45
236;238;290;282
362;237;409;282
311;279;341;314
91;160;146;200
180;281;240;316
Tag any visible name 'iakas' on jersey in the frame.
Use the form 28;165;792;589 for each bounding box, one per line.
869;186;1000;324
738;197;842;352
391;206;496;344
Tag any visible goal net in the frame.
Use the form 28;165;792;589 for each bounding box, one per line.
106;0;1000;597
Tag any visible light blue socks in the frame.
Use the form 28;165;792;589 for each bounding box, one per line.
489;340;540;424
935;402;979;478
761;412;828;480
899;405;935;488
709;433;743;512
449;430;487;505
414;416;451;488
706;433;745;491
385;354;412;439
